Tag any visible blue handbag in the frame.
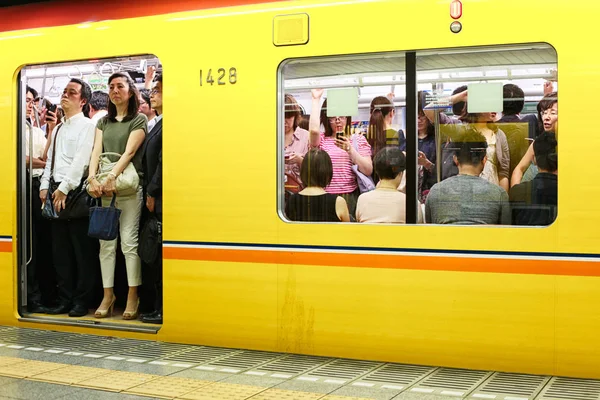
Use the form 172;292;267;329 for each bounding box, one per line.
88;195;121;241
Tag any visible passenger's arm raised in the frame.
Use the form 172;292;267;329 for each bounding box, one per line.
424;90;468;123
309;89;324;148
510;143;534;187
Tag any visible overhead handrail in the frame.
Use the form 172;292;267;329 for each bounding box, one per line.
67;65;83;79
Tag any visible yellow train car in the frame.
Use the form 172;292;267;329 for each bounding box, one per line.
0;0;598;380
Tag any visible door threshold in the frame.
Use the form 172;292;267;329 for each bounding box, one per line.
19;313;160;334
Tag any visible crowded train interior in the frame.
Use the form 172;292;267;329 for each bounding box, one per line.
280;43;557;226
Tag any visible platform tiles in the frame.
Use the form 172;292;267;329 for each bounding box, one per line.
0;326;600;400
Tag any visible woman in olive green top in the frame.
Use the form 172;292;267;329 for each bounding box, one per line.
87;72;147;320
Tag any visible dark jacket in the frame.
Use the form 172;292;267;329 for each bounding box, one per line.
142;118;162;219
509;172;557;226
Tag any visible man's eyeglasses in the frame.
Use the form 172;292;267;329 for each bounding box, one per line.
328;116;345;122
150;89;161;96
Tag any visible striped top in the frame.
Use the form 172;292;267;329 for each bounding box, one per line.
318;132;372;194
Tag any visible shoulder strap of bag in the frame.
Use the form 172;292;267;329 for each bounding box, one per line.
50;123;63;180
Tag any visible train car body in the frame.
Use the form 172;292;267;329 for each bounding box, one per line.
0;0;599;379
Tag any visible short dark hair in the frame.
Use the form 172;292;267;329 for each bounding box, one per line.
503;84;525;115
374;147;406;180
452;85;468;117
534;132;557;172
537;91;558;133
454;128;488;166
300;148;333;188
139;89;151;106
26;86;38;99
106;72;140;122
69;78;92;116
155;73;162;84
89;91;109;111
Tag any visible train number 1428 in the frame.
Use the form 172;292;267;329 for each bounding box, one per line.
200;68;237;86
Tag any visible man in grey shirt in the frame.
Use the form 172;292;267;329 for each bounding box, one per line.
425;129;510;225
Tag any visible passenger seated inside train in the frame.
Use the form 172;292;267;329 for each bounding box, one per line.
511;91;558;187
509;132;557;226
285;148;350;222
355;147;423;223
425;129;510;225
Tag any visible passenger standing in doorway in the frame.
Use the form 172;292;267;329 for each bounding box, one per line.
87;72;146;320
139;89;157;132
40;79;99;317
25;87;55;313
141;74;163;324
89;91;109;125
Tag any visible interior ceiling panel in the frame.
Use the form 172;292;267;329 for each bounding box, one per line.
284;47;556;80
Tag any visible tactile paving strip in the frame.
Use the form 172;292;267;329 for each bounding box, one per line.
0;360;66;378
28;365;113;384
250;389;324;399
124;376;213;398
179;382;266;400
75;370;159;392
0;356;28;367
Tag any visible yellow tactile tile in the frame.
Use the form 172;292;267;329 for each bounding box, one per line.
28;365;113;385
75;370;159;392
0;356;28;367
249;389;325;400
0;360;66;378
124;376;213;399
179;382;267;400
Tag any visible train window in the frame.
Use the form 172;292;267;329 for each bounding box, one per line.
19;55;163;330
278;43;557;227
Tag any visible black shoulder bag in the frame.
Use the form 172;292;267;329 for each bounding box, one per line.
41;124;92;220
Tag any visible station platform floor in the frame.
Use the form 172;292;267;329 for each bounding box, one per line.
0;326;598;400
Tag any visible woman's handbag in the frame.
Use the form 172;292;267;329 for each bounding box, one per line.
138;214;162;265
351;135;375;193
88;195;121;241
41;123;91;220
89;152;139;197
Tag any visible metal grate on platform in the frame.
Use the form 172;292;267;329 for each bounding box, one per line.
256;354;331;376
305;358;383;382
359;363;436;388
160;346;240;366
537;377;600;400
410;367;491;396
471;372;550;400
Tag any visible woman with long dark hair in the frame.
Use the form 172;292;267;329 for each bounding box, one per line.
87;72;147;320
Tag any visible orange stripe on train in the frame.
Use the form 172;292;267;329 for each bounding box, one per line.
163;247;600;277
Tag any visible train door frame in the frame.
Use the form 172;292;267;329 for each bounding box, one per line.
16;58;162;334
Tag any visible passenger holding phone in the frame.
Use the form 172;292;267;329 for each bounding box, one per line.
309;89;372;217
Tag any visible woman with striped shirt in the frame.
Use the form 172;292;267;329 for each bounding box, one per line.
309;89;372;218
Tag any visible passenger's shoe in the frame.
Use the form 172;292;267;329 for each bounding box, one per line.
68;304;88;317
122;299;140;320
94;296;116;318
140;310;158;319
46;304;71;315
27;302;49;314
142;312;162;324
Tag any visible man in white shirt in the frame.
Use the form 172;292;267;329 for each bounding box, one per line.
89;90;108;125
40;78;99;317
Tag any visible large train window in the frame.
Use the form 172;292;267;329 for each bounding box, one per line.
18;55;164;331
278;43;557;226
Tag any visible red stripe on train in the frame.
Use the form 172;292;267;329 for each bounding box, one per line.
0;0;281;33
